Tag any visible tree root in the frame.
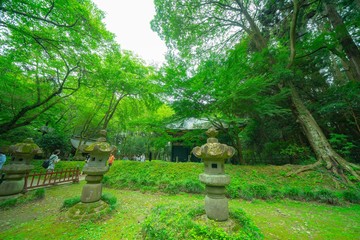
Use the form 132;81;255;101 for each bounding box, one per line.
286;158;360;185
285;160;322;177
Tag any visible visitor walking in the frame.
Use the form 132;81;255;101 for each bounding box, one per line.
47;149;61;173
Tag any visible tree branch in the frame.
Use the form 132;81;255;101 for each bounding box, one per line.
0;6;80;28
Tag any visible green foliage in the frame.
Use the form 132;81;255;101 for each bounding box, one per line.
314;189;340;205
101;193;117;211
0;198;17;210
329;133;355;157
30;159;84;173
342;189;360;204
32;188;46;199
62;196;81;210
0;188;46;210
142;204;263;240
280;144;313;164
0;126;40;147
35;132;72;157
61;193;117;220
0;0;114;134
103;161;358;205
247;184;270;200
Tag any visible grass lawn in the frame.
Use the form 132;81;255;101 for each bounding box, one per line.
1;161;360;239
0;179;359;239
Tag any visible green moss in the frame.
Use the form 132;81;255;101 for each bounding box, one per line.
62;193;117;221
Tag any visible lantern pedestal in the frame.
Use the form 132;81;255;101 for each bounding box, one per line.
81;167;108;203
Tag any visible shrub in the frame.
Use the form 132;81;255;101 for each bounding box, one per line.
32;188;45;200
239;188;254;201
248;184;270;199
163;182;181;194
101;193;117;211
62;196;81;210
271;189;284;199
342;190;360;203
227;184;241;199
314;189;340;205
183;179;204;194
0;198;17;210
302;188;316;201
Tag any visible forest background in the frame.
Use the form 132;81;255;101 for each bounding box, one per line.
0;0;359;184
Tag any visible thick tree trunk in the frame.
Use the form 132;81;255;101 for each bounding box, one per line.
287;82;360;182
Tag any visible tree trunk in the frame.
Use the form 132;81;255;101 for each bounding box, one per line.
287;82;360;182
235;135;245;165
324;1;360;82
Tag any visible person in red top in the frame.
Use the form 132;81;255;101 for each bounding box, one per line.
108;153;115;167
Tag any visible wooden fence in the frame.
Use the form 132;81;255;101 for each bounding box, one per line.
24;167;80;192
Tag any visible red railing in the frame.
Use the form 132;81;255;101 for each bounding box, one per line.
24;167;80;192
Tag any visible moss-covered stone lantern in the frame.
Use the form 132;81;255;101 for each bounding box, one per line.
0;138;42;196
81;130;116;203
192;127;235;221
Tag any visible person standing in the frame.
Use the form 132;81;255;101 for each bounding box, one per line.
47;149;61;173
0;151;6;170
140;153;145;162
108;153;115;167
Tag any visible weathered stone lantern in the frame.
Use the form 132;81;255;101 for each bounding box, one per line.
192;127;235;221
81;130;116;203
0;138;42;196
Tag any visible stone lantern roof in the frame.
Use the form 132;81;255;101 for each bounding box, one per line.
8;138;43;155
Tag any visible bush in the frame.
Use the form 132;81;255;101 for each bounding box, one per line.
283;187;303;200
0;198;17;210
271;189;284;199
227;184;241;199
183;179;204;193
62;196;81;210
239;188;254;201
248;184;270;199
163;182;182;195
342;190;360;204
314;189;340;205
32;188;45;200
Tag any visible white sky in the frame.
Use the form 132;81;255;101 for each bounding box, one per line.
92;0;167;65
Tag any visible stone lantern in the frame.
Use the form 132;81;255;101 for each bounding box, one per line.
81;130;116;203
0;138;42;196
192;127;235;221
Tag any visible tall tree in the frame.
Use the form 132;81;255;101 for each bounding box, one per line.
322;0;360;82
152;0;360;182
0;0;113;134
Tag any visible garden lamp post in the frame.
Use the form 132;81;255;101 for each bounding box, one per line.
81;130;116;203
0;138;42;196
192;127;235;221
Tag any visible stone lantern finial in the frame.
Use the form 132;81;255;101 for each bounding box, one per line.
206;127;218;138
